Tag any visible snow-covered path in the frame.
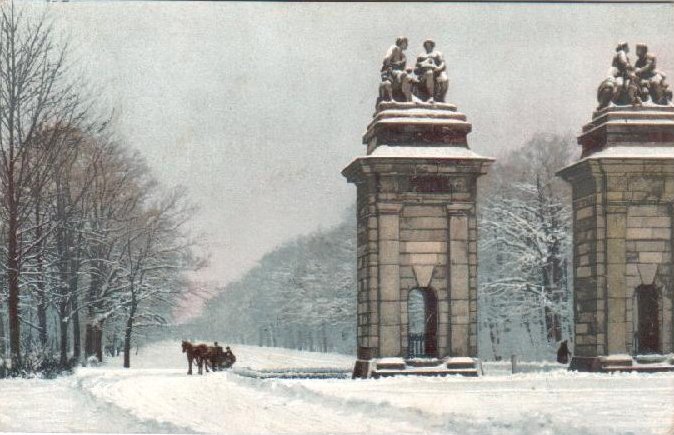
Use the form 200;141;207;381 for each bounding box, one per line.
285;373;674;434
2;341;674;434
74;342;419;433
77;368;420;433
0;374;189;433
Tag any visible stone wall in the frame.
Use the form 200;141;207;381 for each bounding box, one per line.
563;158;674;357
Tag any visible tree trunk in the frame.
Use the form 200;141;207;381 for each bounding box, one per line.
85;324;93;357
56;182;71;367
85;265;102;360
59;316;68;367
321;322;327;353
52;316;59;353
37;288;48;348
71;290;81;360
85;322;104;361
70;229;81;360
0;310;6;359
123;296;137;368
95;323;103;362
7;195;21;367
488;320;500;360
35;195;48;348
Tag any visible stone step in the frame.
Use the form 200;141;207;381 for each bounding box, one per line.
374;368;479;378
405;358;444;368
603;365;674;373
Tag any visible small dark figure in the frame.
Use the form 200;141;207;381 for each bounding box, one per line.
223;346;236;369
557;339;571;364
210;342;224;371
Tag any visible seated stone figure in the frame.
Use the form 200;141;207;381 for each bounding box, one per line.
378;37;416;104
634;43;672;106
414;39;448;103
597;42;639;110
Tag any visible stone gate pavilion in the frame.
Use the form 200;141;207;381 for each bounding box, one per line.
343;93;492;377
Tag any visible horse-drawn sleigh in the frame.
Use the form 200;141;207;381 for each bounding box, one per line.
181;341;236;375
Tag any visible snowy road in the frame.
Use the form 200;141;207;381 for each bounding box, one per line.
286;372;674;434
2;341;674;434
0;374;189;433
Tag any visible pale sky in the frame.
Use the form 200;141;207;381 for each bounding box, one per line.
32;1;674;287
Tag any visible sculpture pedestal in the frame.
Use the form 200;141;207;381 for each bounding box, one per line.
343;102;493;378
559;105;674;371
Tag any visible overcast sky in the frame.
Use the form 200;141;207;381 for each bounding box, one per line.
31;1;674;287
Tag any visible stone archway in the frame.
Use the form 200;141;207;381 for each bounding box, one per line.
407;288;438;358
634;285;661;355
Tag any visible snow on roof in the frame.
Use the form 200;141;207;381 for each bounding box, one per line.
374;108;462;118
446;356;478;364
368;145;493;160
583;146;674;160
600;354;633;361
376;357;405;364
374;117;469;125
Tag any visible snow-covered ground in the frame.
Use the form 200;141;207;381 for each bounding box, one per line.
1;340;674;434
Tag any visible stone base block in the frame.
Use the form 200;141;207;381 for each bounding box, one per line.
569;356;603;372
570;355;674;373
352;359;376;379
355;356;481;378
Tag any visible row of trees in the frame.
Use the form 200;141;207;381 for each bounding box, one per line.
187;134;576;361
0;4;197;374
186;219;356;354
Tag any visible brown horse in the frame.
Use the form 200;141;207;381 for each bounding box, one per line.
181;341;209;375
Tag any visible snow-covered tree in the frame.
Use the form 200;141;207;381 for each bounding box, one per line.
478;133;576;360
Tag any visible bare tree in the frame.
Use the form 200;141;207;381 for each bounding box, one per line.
0;3;89;368
80;140;154;362
118;187;196;368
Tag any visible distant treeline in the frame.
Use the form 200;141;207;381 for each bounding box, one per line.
185;220;357;354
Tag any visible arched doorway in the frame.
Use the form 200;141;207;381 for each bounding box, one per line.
407;288;438;358
634;285;661;355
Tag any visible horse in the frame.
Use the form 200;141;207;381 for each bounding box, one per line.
181;340;210;375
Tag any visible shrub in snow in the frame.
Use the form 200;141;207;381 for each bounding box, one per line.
86;356;101;367
0;350;75;379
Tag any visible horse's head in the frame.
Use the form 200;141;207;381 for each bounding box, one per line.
181;341;189;353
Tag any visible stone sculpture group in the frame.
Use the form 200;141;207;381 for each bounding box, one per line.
379;38;672;112
378;37;448;105
597;42;672;110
